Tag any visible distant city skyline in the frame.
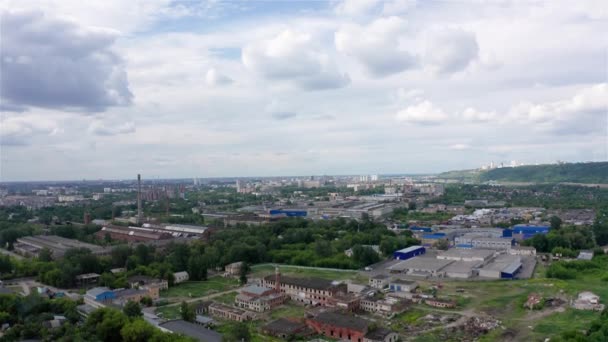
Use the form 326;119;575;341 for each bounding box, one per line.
1;1;607;181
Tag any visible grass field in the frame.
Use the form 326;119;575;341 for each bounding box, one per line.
269;303;306;320
160;277;239;298
155;305;181;320
250;263;362;281
213;291;237;305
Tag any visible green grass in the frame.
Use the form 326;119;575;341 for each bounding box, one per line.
396;309;426;325
250;264;359;281
269;303;306;320
213;291;237;305
532;309;598;338
160;277;239;298
155;305;181;320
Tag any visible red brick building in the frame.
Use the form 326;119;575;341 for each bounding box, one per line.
305;311;369;342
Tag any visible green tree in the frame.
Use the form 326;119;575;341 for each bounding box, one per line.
38;247;53;262
123;300;142;318
593;209;608;246
85;308;129;342
550;216;563;231
224;322;251;342
180;301;194;322
239;262;249;285
121;319;155;342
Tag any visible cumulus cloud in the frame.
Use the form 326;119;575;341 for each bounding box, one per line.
242;30;350;90
88;118;136;136
424;28;479;74
448;143;472;150
461;107;498;122
0;10;132;112
382;0;417;15
335;17;417;77
265;100;297;120
395;100;448;124
0;115;61;145
334;0;379;16
206;68;233;86
507;83;608;134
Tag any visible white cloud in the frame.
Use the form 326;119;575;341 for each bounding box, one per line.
0;10;132;112
265;100;297;120
334;0;380;16
206;68;233;86
335;16;417;77
0;114;61;145
461;107;498;122
448;143;471;150
395;100;449;124
88;119;135;136
382;0;417;15
242;30;350;90
424;28;479;74
506;83;608;133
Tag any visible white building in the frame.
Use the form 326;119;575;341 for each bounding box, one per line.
369;275;390;289
509;246;536;256
173;271;190;284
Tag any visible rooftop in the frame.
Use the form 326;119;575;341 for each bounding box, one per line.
365;328;395;341
241;284;274;296
311;312;369;332
263;318;307;335
394;245;424;254
159;320;222;342
264;275;339;291
86;287;112;297
388;257;453;272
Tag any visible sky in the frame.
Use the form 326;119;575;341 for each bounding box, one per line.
0;0;607;181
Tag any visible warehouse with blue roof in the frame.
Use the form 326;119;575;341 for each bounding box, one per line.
393;245;425;260
512;224;550;240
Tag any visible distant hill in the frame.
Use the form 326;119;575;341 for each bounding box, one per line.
438;162;608;184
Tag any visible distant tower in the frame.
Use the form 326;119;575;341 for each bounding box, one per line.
274;266;281;292
137;174;143;224
83;212;91;225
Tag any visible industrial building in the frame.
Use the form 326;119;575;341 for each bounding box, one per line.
96;226;173;243
478;255;522;279
393;245;426;260
454;235;513;250
443;261;483;279
511;225;550;240
14;235;110;259
437;249;495;262
388;258;453;278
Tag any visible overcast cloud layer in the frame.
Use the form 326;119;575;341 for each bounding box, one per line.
0;0;607;181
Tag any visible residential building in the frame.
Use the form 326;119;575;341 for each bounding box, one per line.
75;273;100;287
360;296;406;317
388;279;418;293
127;275;168;299
174;271;189;284
369;275;390;289
208;302;256;322
225;262;243;276
113;288;148;306
235;284;286;312
261;275;346;306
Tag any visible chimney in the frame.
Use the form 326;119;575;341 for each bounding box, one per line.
275;266;280;292
137;174;143;224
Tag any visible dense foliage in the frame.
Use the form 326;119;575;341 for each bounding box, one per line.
432;184;608;209
479;162;608;184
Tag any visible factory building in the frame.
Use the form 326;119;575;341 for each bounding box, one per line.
14;235;110;259
478;255;522;279
437;249;495;262
388;258;453;278
511;225;550;240
393;246;426;260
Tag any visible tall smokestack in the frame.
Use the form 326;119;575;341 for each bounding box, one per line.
275;266;280;292
137;174;143;224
